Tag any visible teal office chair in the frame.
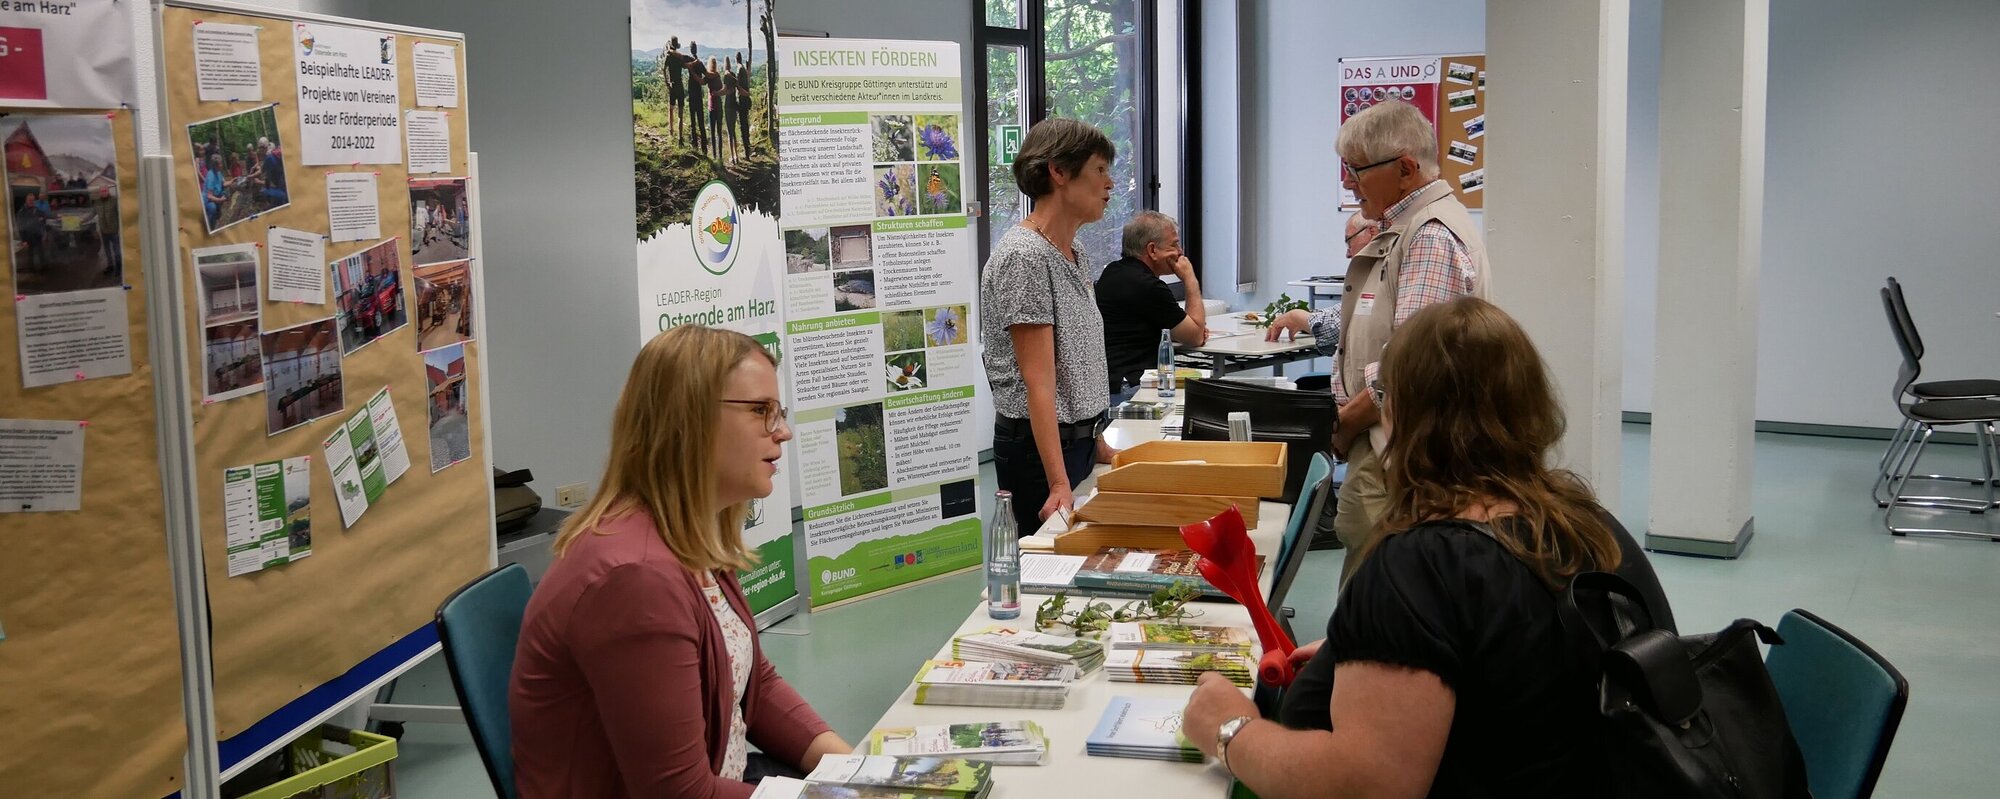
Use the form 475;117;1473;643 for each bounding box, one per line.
436;563;532;799
1253;453;1333;720
1764;609;1909;799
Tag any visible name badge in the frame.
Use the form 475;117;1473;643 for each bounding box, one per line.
1355;292;1377;316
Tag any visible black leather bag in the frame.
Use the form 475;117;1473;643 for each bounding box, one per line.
1179;378;1334;504
1561;571;1811;799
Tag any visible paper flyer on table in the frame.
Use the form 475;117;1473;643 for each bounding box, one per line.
293;22;403;165
0;419;85;513
193;21;263;103
630;0;797;615
222;456;312;576
777;37;983;607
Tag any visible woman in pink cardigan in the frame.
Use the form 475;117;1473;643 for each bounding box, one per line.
510;325;849;798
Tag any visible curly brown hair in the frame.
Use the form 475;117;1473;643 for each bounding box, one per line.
1364;297;1621;590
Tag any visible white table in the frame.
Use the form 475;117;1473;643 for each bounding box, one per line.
1285;278;1345;307
862;596;1250;797
1189;312;1322;378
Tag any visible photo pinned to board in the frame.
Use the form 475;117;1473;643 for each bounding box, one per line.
187;102;291;234
423;341;472;473
261;316;343;436
192;242;265;403
1446;141;1478;166
330;237;409;355
1446;88;1477;113
408;176;469;266
413;258;474;352
3;112;125;298
1463;114;1485;140
1446;61;1478;85
1458;168;1485;193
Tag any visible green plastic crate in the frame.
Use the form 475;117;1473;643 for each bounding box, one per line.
239;725;398;799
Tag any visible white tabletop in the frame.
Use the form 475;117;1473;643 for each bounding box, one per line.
1192;312;1318;358
863;595;1251;797
1285;278;1344;288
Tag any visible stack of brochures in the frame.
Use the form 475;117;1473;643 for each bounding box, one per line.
1085;695;1205;763
1108;621;1257;654
951;626;1105;674
911;660;1078;709
1109;399;1172;420
866;720;1051;766
1102;647;1256;687
752;754;995;798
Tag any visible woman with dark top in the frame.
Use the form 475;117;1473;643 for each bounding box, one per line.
978;118;1116;532
707;56;726;161
720;66;739;162
511;326;849;798
1182;297;1676;799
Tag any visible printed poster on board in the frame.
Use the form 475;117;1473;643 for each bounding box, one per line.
1337;56;1440;209
777;37;982;607
293;22;403;165
630;0;797;616
0;0;138;108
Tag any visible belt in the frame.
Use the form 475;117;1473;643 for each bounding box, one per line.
995;414;1104;442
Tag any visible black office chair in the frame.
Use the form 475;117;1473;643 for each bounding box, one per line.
1872;278;2000;505
1181;377;1335;504
1874;288;2000;540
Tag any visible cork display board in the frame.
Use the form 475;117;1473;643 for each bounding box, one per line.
0;109;190;797
161;4;490;736
1434;54;1486;209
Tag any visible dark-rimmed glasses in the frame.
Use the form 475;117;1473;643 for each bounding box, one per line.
721;399;789;434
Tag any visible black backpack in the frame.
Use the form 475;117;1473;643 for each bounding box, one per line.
1560;570;1812;799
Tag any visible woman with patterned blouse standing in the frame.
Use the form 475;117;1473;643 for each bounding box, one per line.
979;118;1117;532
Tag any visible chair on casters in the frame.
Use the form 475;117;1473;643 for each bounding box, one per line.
1872;277;2000;505
1764;609;1909;799
1252;452;1334;719
1873;289;2000;539
436;563;532;799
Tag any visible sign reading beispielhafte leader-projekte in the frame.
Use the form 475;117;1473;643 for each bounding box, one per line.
293;22;403;165
777;38;982;608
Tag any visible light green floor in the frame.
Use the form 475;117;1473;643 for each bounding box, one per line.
387;425;2000;797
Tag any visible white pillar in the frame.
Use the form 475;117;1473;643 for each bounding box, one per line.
1647;0;1766;556
1487;0;1629;509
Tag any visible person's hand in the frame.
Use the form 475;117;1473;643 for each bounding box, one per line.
1182;670;1260;758
1172;255;1196;280
1264;308;1313;342
1332;426;1359;461
1039;482;1075;526
1289;638;1326;668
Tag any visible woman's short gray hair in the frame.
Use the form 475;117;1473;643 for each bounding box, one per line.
1335;100;1439;180
1121;211;1178;258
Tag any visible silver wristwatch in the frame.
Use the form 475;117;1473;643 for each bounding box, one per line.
1216;715;1255;775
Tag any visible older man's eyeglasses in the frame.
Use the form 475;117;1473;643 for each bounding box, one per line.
722;399;790;434
1341;155;1402;181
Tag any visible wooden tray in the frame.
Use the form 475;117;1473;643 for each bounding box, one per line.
1050;523;1190;555
1096;440;1287;499
1073;491;1260;527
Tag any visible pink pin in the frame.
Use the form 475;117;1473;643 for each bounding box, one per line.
73;372;86;380
13;295;24;303
78;421;88;427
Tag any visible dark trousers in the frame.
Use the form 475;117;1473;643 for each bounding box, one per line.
742;752;805;784
993;416;1098;535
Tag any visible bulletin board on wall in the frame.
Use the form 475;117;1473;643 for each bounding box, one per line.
1338;53;1487;210
0;109;191;798
160;1;491;736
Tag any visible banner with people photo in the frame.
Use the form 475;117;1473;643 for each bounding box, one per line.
776;38;982;607
630;0;797;616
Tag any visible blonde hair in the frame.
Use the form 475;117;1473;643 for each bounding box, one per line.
552;325;774;572
1336;100;1441;180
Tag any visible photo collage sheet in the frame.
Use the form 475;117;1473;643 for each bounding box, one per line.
176;17;477;576
1337;53;1486;209
777;38;983;606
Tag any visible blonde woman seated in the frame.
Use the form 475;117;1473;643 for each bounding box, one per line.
511;325;849;798
1181;297;1675;799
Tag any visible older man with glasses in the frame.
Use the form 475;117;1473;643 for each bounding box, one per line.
1274;99;1491;585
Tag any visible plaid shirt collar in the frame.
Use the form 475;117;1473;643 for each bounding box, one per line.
1377;180;1452;230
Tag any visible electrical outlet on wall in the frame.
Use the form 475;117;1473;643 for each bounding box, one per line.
556;483;588;508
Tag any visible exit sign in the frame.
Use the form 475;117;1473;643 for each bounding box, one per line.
997;124;1022;165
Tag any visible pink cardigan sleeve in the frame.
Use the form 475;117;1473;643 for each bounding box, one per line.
570;563;754;799
745;642;834;767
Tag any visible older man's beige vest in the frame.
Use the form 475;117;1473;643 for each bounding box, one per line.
1338;181;1491;451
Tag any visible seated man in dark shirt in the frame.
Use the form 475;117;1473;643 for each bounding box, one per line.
1095;211;1208;407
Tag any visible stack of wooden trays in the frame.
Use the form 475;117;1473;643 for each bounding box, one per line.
1053;440;1287;555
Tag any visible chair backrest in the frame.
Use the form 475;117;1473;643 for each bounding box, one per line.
1880;288;1921;407
1884;277;1923;360
1764;609;1909;799
1181;378;1335;504
1266;452;1333;612
436;563;532;799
